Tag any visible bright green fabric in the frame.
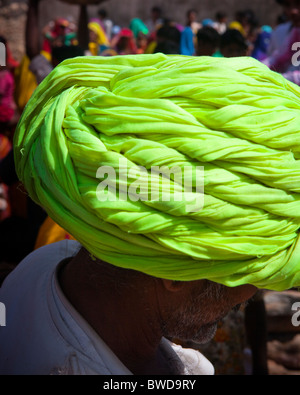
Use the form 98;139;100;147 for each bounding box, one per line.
14;53;300;291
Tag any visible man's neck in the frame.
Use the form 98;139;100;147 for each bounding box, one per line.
58;249;178;375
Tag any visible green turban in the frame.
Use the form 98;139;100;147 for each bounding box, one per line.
14;53;300;291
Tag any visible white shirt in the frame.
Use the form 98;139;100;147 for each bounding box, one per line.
0;240;214;375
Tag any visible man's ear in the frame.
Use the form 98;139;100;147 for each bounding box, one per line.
162;279;186;292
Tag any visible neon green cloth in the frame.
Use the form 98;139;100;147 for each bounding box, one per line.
14;53;300;291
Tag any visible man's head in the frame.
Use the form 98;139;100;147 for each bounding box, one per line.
220;28;248;57
215;11;228;24
159;278;256;345
154;23;181;54
98;8;108;20
72;248;257;345
187;9;198;25
196;26;221;56
151;6;162;21
14;54;300;293
51;45;84;67
276;0;300;26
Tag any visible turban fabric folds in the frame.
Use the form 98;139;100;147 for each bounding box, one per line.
14;53;300;291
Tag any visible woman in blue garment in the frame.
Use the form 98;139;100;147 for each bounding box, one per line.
180;9;201;56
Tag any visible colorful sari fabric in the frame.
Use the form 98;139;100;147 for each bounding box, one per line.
34;216;75;250
0;134;12;220
14;55;37;112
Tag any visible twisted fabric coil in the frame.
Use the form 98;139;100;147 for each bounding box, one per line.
14;53;300;290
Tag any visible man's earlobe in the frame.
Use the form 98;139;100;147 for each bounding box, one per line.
162;279;185;292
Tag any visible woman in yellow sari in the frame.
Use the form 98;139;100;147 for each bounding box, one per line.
88;21;110;56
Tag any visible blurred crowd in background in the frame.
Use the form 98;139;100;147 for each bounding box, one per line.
0;0;300;375
1;0;300;309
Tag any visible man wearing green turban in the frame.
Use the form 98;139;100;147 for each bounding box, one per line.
0;53;300;375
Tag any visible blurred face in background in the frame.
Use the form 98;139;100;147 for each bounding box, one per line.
89;29;98;44
187;10;197;24
151;8;162;22
137;33;148;51
282;0;300;26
